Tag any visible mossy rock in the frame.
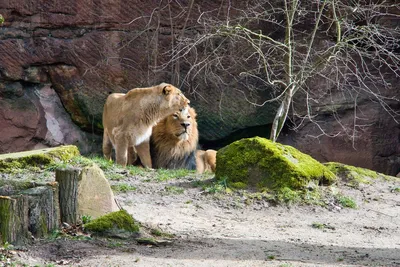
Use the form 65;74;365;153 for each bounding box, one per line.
0;145;80;173
84;210;139;238
216;137;336;191
324;162;392;187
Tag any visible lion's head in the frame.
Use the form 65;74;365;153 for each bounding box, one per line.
163;106;196;141
150;106;199;170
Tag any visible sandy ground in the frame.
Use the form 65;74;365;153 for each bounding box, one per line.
7;172;400;267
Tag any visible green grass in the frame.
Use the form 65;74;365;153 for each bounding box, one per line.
107;172;126;181
111;183;137;193
127;165;149;176
390;186;400;193
203;179;229;194
311;222;335;230
155;168;193;182
164;185;184;195
336;194;357;208
150;228;175;238
82;215;92;224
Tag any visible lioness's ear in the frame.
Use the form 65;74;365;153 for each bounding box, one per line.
162;85;172;95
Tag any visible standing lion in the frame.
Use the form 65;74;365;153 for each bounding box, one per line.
102;83;189;167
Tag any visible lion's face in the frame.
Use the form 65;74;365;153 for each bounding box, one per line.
160;83;190;110
165;106;197;141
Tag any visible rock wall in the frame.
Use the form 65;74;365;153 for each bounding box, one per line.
0;0;276;152
0;1;399;175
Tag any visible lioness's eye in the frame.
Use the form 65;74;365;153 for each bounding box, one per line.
187;115;191;119
173;114;179;119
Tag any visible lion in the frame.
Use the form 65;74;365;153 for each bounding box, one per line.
102;83;190;167
150;106;198;170
149;106;217;173
196;149;217;173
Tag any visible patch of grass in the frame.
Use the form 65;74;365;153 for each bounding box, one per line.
107;241;124;248
390;186;400;193
68;155;93;166
111;183;137;193
275;187;301;204
164;185;184;195
127;165;149;176
82;215;92;224
45;161;71;171
155;168;193;182
203;177;230;194
150;228;175;238
311;222;336;230
86;156;115;171
107;172;126;181
336;194;357;209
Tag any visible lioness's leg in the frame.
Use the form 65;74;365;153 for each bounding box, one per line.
103;131;113;161
127;146;138;165
135;141;152;168
115;139;129;167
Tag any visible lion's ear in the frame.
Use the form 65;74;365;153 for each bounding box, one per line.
162;85;172;95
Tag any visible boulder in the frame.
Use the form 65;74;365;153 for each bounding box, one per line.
216;137;336;191
84;210;139;239
77;164;119;219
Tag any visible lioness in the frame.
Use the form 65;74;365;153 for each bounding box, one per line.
149;106;217;173
102;83;189;167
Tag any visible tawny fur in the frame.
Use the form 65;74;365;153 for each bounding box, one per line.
102;83;189;167
150;106;198;170
196;149;217;173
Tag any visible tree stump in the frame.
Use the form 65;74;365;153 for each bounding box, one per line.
56;167;81;225
24;183;60;237
0;195;30;245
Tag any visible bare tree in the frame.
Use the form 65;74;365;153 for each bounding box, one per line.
161;0;400;142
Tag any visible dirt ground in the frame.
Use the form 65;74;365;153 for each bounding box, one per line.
6;171;400;267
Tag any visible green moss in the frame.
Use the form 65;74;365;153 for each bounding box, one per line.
0;146;80;173
0;197;11;245
84;210;139;233
216;137;336;192
324;162;388;188
230;182;248;189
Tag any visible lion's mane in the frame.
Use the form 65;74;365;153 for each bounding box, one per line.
150;106;198;170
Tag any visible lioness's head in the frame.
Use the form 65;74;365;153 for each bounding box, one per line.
159;83;190;110
164;106;197;141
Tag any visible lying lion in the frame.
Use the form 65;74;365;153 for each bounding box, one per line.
196;149;217;173
150;106;216;173
102;83;189;167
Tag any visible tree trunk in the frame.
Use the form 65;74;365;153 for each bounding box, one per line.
0;195;30;245
56;167;81;225
270;87;293;142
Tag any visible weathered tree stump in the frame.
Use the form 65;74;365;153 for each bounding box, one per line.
0;182;60;245
0;195;30;245
56;167;81;225
24;183;60;237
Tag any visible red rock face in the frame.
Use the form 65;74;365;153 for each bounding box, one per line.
0;1;399;175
